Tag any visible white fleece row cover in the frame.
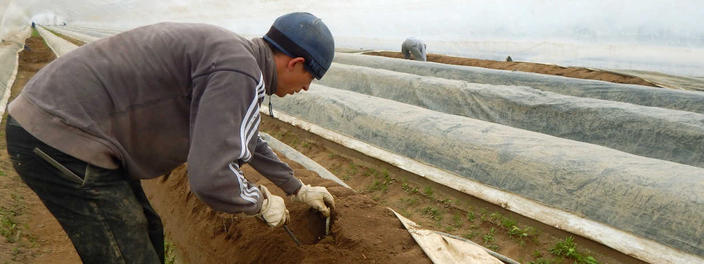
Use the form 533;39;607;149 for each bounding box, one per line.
274;83;704;257
0;28;30;114
35;26;78;57
0;42;23;91
319;63;704;169
44;25;100;43
48;25;121;39
333;53;704;114
607;69;704;92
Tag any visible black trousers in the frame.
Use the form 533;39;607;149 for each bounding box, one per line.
5;116;164;264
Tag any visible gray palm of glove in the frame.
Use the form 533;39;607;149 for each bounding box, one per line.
292;182;335;217
257;185;289;227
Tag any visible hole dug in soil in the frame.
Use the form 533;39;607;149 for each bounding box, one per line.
287;207;328;245
142;163;432;264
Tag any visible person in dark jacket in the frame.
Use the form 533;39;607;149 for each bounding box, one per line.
6;12;335;263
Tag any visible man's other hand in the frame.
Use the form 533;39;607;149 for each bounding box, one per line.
257;185;289;227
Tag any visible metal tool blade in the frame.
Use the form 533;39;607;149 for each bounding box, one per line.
282;224;302;246
325;216;330;236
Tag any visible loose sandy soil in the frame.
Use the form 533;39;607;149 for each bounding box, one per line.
142;163;431;263
0;32;651;264
365;51;660;87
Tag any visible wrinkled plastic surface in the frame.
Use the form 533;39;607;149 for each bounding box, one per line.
0;28;29;122
52;25;121;39
0;28;29;100
334;53;704;114
275;84;704;256
392;210;504;264
0;42;22;89
62;25;122;36
319;63;704;168
35;26;78;57
44;25;100;43
259;132;351;189
607;69;704;92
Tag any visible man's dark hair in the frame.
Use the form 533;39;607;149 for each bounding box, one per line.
264;40;283;55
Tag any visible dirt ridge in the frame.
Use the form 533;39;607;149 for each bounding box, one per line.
365;51;659;87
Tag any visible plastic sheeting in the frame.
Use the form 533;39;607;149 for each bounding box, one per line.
259;132;351;189
0;40;23;91
44;25;99;43
273;84;704;257
35;26;78;57
61;25;122;36
319;63;704;168
264;106;702;264
607;69;704;92
333;53;704;114
52;25;122;38
392;210;503;264
0;28;28;119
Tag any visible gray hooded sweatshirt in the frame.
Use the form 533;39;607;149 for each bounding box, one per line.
8;22;301;215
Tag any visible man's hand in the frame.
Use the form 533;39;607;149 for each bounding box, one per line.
292;182;335;217
257;185;289;227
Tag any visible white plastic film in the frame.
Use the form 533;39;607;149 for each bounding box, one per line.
0;27;28;119
35;26;78;57
274;84;704;257
44;25;99;43
333;53;704;114
319;62;704;168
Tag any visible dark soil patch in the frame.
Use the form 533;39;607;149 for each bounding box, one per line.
365;51;659;88
17;36;55;73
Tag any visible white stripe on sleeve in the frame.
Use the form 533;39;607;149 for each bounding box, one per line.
228;162;260;204
237;72;264;160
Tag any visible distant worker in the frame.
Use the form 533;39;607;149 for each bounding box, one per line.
7;12;335;263
31;21;35;28
402;37;427;61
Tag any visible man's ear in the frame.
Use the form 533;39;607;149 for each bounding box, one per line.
286;57;306;71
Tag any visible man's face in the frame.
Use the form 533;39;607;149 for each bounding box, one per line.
275;57;314;97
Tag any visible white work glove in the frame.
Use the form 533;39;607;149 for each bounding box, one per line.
257;185;289;228
292;181;335;217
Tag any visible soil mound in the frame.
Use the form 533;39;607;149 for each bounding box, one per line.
365;51;658;87
18;36;55;72
143;156;431;264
